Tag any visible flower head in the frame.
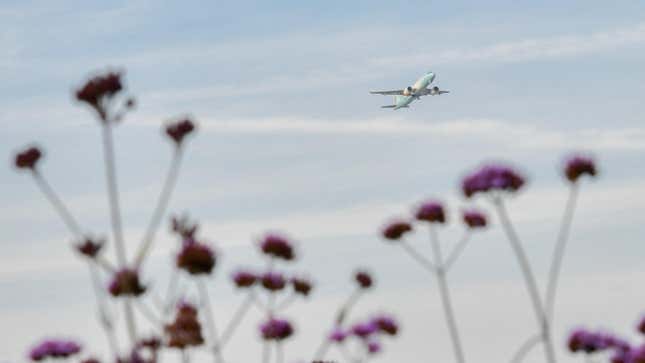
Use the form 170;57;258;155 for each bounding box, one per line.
261;271;286;291
367;340;382;354
372;314;399;336
165;302;204;349
232;269;257;288
75;71;123;119
462;209;487;229
291;277;313;296
260;233;295;261
351;322;378;338
75;237;104;258
260;318;294;341
108;269;146;297
354;270;373;289
382;220;413;241
15;146;42;170
462;164;526;198
328;328;348;343
165;118;195;146
29;339;81;361
564;155;597;183
567;328;621;354
415;201;446;223
176;239;216;275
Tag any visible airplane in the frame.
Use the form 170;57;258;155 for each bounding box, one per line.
370;71;449;110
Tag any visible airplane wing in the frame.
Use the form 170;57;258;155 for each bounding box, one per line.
370;90;404;95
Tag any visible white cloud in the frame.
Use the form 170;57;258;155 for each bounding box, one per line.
373;22;645;68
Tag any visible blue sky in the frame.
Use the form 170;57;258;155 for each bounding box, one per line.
2;1;645;362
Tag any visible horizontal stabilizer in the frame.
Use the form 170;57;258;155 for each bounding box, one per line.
381;105;396;108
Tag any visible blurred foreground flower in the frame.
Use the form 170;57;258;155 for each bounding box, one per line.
29;339;81;361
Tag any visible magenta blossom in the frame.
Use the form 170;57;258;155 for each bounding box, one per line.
354;270;373;289
351;322;378;338
176;239;216;275
165;118;196;146
462;164;525;198
381;220;413;241
29;339;81;361
261;271;287;291
462;209;487;229
415;200;446;223
329;328;348;343
14;146;42;170
108;269;146;297
260;318;294;341
367;340;382;354
564;155;597;183
260;233;295;261
372;315;399;336
232;269;257;288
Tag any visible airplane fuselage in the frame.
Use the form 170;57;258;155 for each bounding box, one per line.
395;72;436;109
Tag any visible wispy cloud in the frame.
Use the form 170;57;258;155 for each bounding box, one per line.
168;117;645;151
373;22;645;68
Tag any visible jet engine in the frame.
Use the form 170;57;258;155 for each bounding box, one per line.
430;86;440;95
403;86;414;96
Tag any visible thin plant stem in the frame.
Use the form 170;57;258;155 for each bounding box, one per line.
400;240;437;273
509;334;541;363
31;170;83;237
134;300;163;328
545;183;580;323
443;232;472;272
101;123;137;345
197;279;225;363
276;342;284;363
262;342;271;363
218;292;256;348
163;269;180;317
429;226;465;363
134;148;184;268
313;289;363;360
494;198;556;363
88;262;119;358
275;293;297;311
182;349;190;363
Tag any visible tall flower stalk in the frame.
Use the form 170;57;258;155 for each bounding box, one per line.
381;201;487;363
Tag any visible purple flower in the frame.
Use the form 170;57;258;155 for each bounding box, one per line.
366;340;382;354
415;200;446;224
462;209;487;229
176;239;216;275
75;237;104;258
351;322;378;338
75;71;123;120
232;269;257;288
564;155;597;183
260;318;294;341
354;270;373;289
462;164;525;198
291;277;313;296
165;118;196;146
165;302;204;349
381;220;413;241
261;271;286;291
29;339;81;361
567;328;621;354
328;328;348;343
260;233;295;261
14;146;42;170
372;314;399;336
108;269;146;297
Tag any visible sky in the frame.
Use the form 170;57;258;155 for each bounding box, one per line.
1;1;645;362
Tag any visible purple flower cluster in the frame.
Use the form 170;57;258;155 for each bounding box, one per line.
354;270;373;289
165;118;196;146
291;276;313;296
75;237;104;259
29;339;81;361
176;239;216;275
568;329;630;354
108;269;146;297
260;233;295;261
261;271;287;291
232;269;258;288
381;220;413;241
14;146;42;170
260;318;294;341
415;200;446;223
564;155;597;183
75;71;124;120
462;209;487;229
329;314;399;356
462;164;525;198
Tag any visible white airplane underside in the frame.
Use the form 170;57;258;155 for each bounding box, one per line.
370;72;449;110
